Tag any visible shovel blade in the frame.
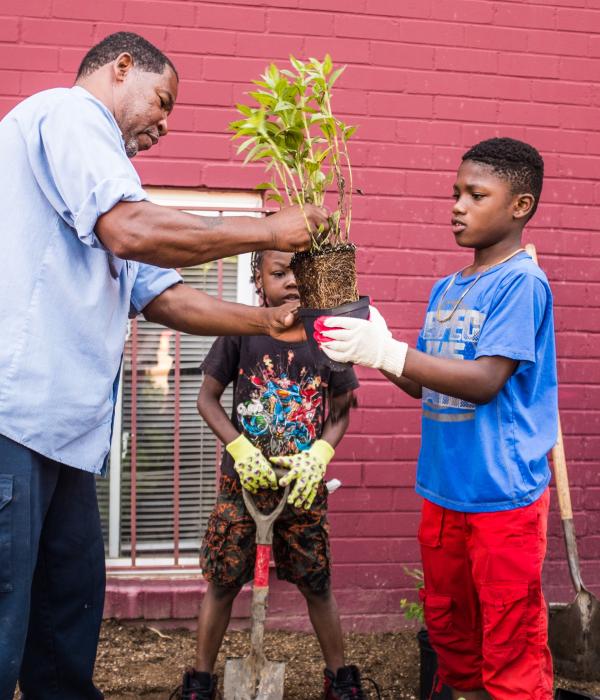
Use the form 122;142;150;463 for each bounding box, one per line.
224;657;285;700
549;591;600;681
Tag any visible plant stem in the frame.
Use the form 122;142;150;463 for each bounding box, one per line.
341;142;354;242
262;129;311;232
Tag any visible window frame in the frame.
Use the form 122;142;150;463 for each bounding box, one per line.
105;188;262;572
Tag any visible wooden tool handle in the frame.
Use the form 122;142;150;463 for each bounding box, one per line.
526;243;573;519
526;243;585;593
552;418;573;521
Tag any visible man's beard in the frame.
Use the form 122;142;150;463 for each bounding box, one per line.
123;135;138;159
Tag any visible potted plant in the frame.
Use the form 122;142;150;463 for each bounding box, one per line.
229;55;369;369
401;568;452;700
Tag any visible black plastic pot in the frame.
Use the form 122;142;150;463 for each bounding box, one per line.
555;690;600;700
417;628;452;700
298;295;370;372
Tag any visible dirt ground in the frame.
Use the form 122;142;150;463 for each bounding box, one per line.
94;620;600;700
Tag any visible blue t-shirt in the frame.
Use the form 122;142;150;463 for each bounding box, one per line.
415;251;558;512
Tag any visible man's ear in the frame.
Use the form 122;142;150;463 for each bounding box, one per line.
113;52;134;83
513;193;535;220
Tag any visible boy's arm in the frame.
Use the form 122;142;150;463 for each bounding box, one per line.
402;351;517;404
320;389;355;448
380;370;423;399
198;374;278;492
196;374;239;445
320;319;517;405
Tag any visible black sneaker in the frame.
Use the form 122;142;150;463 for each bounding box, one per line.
169;669;218;700
323;665;381;700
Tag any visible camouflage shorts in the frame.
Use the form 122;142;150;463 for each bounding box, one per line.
200;475;331;593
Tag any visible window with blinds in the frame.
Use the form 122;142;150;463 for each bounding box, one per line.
97;189;261;567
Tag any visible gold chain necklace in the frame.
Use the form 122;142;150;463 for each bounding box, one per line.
435;248;526;324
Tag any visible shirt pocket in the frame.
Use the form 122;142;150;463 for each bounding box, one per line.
0;475;14;593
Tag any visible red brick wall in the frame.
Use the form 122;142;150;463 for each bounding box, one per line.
3;0;600;629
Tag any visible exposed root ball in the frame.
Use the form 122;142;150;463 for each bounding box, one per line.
291;244;359;309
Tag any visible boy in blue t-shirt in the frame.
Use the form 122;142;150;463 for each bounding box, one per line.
317;138;557;699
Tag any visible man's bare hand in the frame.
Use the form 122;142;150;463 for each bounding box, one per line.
264;303;307;342
267;205;329;252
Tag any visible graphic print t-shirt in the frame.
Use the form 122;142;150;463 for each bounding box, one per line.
415;252;558;513
201;336;359;477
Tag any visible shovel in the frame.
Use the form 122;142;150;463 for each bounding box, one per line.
547;418;600;680
223;471;290;700
526;244;600;681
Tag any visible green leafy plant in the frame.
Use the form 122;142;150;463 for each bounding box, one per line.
229;55;357;250
400;567;425;625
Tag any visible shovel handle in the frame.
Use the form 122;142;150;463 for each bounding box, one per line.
526;244;574;521
526;243;585;594
241;468;290;546
552;418;573;521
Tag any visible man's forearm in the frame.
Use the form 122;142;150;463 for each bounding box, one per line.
97;201;270;267
144;283;268;336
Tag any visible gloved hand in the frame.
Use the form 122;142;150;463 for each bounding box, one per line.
368;305;392;338
270;439;335;510
316;306;408;377
226;434;278;493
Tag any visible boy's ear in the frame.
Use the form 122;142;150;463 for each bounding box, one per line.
513;193;535;220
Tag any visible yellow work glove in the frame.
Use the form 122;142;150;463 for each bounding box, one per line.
270;439;335;510
226;434;278;493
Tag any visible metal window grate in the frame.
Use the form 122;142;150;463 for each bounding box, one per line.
98;190;262;572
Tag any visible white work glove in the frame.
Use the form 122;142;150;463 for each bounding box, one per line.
316;306;408;377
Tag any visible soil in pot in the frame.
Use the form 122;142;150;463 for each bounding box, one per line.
291;243;365;372
291;243;359;310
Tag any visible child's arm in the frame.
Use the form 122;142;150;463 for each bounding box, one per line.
321;389;355;448
320;319;517;405
380;370;423;399
197;374;277;492
403;351;516;404
271;389;356;509
196;374;239;445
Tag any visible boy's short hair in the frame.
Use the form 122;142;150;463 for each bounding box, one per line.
76;32;178;80
462;137;544;219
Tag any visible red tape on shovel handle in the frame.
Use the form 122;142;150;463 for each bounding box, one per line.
254;544;271;588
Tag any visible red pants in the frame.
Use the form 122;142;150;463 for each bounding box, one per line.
419;490;553;699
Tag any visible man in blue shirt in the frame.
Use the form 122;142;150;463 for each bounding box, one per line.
318;138;557;699
0;32;328;700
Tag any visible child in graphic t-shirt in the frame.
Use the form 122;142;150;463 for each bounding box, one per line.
318;138;557;700
176;250;371;700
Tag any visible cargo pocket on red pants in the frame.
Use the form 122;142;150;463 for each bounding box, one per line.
480;583;528;659
420;589;453;637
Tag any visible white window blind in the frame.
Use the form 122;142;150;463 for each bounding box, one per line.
97;189;261;567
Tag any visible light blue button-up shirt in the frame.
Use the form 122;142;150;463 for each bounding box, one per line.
0;86;182;474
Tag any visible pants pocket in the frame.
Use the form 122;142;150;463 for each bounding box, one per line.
421;590;453;635
480;583;529;650
0;475;14;592
418;499;445;548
